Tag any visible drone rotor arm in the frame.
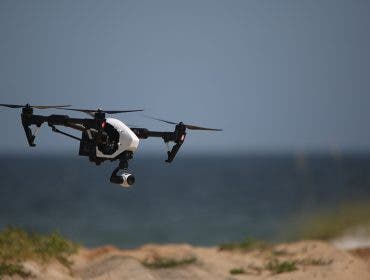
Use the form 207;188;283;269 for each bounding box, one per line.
130;126;186;163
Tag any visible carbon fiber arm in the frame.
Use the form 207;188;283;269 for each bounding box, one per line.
130;126;186;163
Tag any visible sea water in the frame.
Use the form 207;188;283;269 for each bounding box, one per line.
0;153;370;248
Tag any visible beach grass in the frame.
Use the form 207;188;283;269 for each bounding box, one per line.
295;200;370;240
219;237;270;252
229;267;246;275
142;256;197;269
0;263;31;279
0;227;78;278
266;259;297;274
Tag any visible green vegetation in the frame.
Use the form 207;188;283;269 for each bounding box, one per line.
294;200;370;240
271;249;289;256
0;227;78;278
219;237;270;252
266;259;297;274
227;257;332;276
229;267;245;275
0;263;31;279
301;258;333;266
142;256;197;269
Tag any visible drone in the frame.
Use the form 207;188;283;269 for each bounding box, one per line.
0;103;222;187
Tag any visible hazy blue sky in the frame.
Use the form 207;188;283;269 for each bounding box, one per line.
0;0;369;154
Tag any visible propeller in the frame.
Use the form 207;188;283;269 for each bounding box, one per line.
57;108;143;116
0;103;71;109
146;116;223;131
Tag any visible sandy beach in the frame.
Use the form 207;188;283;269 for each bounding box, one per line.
9;240;369;280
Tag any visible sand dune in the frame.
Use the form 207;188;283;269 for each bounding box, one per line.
11;241;370;280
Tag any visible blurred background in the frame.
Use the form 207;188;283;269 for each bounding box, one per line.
0;0;370;248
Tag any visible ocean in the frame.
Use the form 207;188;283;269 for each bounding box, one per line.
1;153;370;248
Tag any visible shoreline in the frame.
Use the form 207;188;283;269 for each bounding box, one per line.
16;240;370;280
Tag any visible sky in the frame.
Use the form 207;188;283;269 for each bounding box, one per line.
0;0;369;155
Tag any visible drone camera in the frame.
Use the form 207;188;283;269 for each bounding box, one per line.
119;173;135;187
110;172;135;187
117;173;135;187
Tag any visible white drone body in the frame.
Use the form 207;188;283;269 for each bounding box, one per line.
93;118;139;188
96;118;139;159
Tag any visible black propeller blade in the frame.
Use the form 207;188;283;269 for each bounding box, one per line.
57;108;143;115
0;103;71;109
146;116;223;131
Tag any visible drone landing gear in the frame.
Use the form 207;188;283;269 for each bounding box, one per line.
110;151;135;187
